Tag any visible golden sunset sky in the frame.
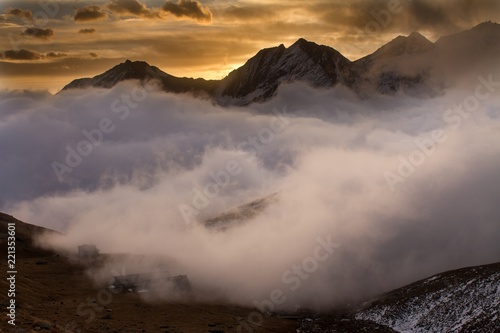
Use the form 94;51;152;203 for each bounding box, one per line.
0;0;499;92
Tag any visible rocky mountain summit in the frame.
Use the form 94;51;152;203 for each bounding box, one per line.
62;21;500;105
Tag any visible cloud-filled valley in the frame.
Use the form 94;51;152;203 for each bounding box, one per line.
1;79;500;310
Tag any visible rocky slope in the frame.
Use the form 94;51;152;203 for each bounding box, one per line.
297;262;500;333
2;210;499;332
0;212;298;332
215;38;353;105
62;59;219;96
352;32;438;96
204;193;278;231
354;262;500;333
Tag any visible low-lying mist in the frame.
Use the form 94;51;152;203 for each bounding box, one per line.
1;78;500;310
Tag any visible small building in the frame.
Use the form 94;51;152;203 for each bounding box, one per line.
78;244;99;258
110;272;191;293
111;274;149;292
169;275;191;292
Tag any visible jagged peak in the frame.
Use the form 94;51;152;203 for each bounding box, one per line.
408;31;431;42
391;31;432;46
436;21;500;45
101;60;159;78
370;31;434;58
287;37;346;59
254;44;285;55
291;37;311;46
472;21;500;31
62;22;499;102
117;59;151;68
289;38;323;50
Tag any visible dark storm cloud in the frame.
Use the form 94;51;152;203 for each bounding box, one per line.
107;0;159;18
78;28;96;34
304;0;409;34
5;7;33;20
222;5;275;21
74;5;107;22
0;57;125;76
3;49;67;61
22;27;54;39
162;0;212;22
406;0;500;31
407;1;450;27
308;0;500;35
4;49;42;60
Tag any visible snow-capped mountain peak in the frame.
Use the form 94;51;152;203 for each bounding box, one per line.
216;38;351;105
369;32;435;60
61;22;500;105
355;262;500;333
62;59;169;90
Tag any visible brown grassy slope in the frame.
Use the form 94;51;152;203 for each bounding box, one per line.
0;212;298;333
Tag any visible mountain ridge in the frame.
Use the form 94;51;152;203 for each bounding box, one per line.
353;261;500;332
298;261;500;332
61;21;500;104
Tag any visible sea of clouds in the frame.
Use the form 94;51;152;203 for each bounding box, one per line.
1;77;500;309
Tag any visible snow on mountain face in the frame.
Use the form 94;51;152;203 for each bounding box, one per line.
91;60;171;88
62;59;218;95
435;21;500;75
62;60;169;90
60;22;500;104
437;21;500;48
353;32;435;77
351;32;438;97
216;38;352;105
365;32;435;61
355;262;500;333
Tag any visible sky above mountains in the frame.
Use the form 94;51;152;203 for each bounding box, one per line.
0;0;499;92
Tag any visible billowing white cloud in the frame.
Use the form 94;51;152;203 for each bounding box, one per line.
2;79;500;309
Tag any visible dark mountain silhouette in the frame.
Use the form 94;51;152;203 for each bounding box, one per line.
62;59;218;96
61;21;500;104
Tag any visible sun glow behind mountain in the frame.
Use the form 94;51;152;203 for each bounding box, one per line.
1;0;500;92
